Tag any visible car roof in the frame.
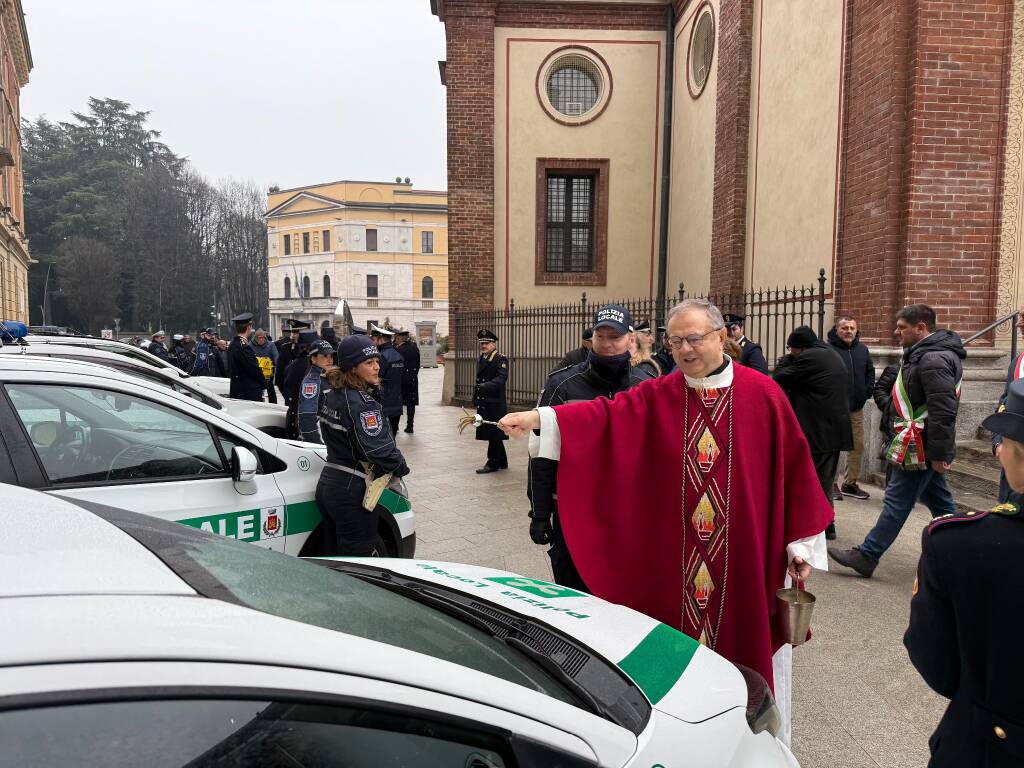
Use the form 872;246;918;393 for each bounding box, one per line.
0;486;194;598
1;342;195;388
24;334;177;366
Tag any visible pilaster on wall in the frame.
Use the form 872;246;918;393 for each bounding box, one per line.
838;0;1014;344
709;0;754;296
443;0;497;318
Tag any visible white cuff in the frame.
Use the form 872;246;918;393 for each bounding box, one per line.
786;532;828;571
535;406;562;460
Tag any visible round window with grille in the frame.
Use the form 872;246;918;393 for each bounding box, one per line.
536;47;612;126
688;5;715;98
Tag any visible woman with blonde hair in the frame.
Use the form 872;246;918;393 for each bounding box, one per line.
630;320;662;378
314;334;410;556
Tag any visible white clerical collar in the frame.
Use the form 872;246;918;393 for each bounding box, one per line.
684;357;734;390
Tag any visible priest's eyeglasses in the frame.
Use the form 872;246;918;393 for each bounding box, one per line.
665;327;722;350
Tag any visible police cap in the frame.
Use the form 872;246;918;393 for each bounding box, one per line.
296;330;318;347
984;379;1024;444
477;329;498;343
593;305;632;335
308;340;335;358
338;334;382;372
722;313;745;330
231;312;254;324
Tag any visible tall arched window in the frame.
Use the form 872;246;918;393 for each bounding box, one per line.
302;275;311;298
323;275;331;297
284;276;291;298
421;276;434;299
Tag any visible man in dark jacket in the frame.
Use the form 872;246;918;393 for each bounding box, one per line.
723;314;768;375
556;327;592;370
904;378;1024;768
773;326;853;538
653;325;676;375
529;304;651;589
991;304;1024;509
395;329;421;433
827;316;876;501
275;319;309;400
149;331;169;362
371;325;405;435
226;312;266;401
475;329;508;474
830;304;966;577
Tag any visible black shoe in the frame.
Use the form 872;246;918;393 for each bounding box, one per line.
404;426;414;433
841;483;870;500
825;522;837;540
476;465;498;474
827;545;877;578
831;484;844;501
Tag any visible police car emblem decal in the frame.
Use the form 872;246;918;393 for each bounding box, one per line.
297;456;310;471
361;410;384;436
302;382;317;398
261;507;283;538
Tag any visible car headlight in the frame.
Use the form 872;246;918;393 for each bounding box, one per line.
733;663;781;737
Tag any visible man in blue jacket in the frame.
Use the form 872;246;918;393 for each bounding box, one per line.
827;315;876;504
370;324;404;435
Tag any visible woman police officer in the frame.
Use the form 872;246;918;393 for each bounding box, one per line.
315;334;410;556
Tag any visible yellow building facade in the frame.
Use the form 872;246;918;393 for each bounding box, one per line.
265;180;449;338
0;0;31;324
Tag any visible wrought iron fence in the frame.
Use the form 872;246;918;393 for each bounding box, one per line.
451;268;831;407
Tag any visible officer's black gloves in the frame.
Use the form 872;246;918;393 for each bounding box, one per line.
529;517;552;545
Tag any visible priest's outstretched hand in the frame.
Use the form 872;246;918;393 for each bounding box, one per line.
788;556;812;582
498;410;541;438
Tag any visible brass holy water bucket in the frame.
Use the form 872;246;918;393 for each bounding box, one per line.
776;581;816;646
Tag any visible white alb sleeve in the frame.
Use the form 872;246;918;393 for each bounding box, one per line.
786;532;828;570
534;406;561;461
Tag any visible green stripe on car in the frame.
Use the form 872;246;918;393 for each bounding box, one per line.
617;623;699;704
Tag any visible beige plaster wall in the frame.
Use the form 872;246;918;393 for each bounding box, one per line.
996;0;1024;348
494;27;665;306
667;0;719;296
744;0;845;292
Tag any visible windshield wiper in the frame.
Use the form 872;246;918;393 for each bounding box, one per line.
342;569;609;717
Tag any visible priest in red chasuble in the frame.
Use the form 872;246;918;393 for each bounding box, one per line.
498;299;833;742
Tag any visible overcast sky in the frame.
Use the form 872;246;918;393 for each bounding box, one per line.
21;0;449;192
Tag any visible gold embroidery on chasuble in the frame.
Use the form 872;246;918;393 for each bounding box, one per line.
683;384;732;649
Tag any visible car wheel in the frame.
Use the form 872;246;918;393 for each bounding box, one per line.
372;532;393;557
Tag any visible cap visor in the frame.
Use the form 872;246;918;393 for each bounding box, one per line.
593;321;629;334
982;412;1024;443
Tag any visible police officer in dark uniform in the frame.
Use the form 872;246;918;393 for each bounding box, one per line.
723;313;768;374
275;319;310;400
170;334;193;372
227;312;266;401
315;334;410;556
475;329;508;474
370;325;405;435
528;304;650;589
295;340;335;444
395;328;421;433
904;377;1024;768
190;328;222;376
149;331;169;362
282;329;319;437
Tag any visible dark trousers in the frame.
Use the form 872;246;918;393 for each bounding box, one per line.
315;467;378;556
486;440;508;469
404;403;415;429
388;415;401;436
811;451;841;513
548;514;588;591
266;380;277;404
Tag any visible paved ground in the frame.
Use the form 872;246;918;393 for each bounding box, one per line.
400;367;946;768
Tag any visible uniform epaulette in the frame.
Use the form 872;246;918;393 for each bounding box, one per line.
928;508;989;533
991;501;1022;517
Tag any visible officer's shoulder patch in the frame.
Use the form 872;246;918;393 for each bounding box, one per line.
302;381;318;399
358;390;376;403
360;409;384;436
927;509;990;534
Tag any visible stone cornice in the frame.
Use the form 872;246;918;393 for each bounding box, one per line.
2;0;31;86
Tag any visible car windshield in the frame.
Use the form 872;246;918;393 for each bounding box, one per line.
99;508;583;709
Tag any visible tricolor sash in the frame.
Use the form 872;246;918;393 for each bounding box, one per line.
886;367;961;470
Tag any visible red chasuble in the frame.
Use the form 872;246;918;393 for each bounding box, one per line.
554;363;832;691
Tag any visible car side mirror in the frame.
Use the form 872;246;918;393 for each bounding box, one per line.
232;446;258;494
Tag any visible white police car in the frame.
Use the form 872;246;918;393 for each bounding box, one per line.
0;339;289;435
0;355;414;557
0;487;796;768
22;331;232;396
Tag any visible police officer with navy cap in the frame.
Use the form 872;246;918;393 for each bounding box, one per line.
296;340;335;444
227;312;266;401
723;313;768;374
904;377;1024;767
275;318;311;399
475;329;508;473
528;303;651;589
313;334;410;556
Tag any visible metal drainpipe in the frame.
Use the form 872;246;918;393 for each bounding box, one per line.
656;3;676;315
